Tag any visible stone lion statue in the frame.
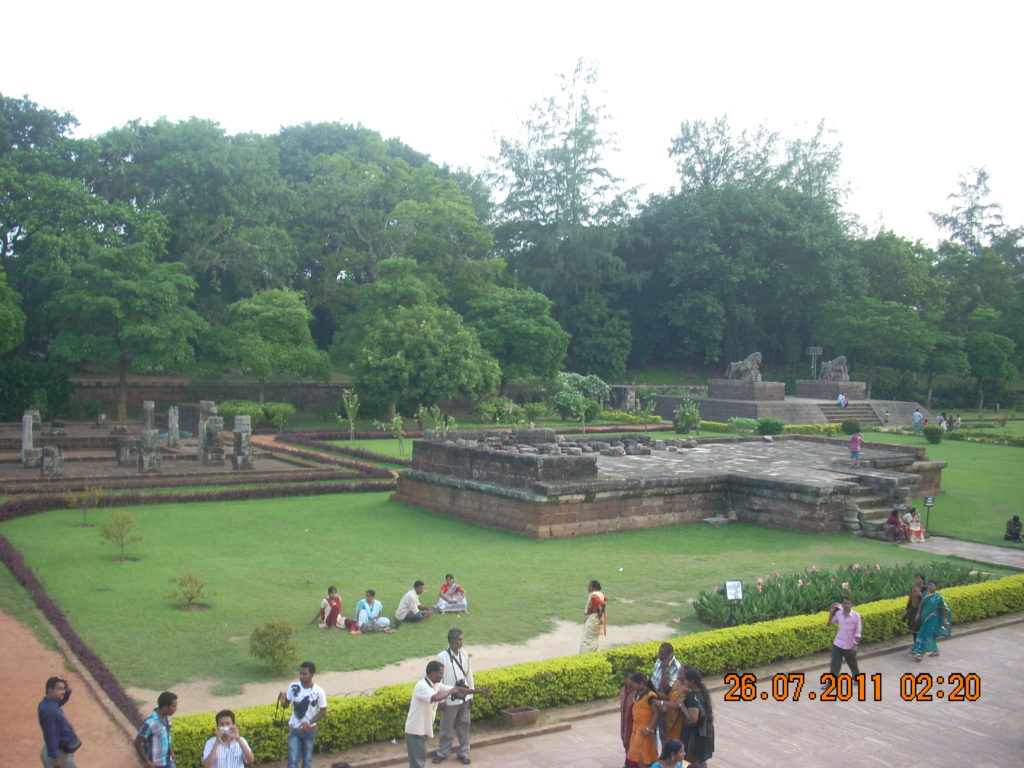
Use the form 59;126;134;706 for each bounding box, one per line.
818;355;849;382
724;352;763;382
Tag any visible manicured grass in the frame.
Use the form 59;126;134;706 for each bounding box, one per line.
0;558;60;652
2;493;1012;692
865;431;1022;546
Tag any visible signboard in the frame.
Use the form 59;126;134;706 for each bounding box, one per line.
924;496;935;507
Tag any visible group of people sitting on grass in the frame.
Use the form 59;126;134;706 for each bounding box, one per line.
883;507;926;543
312;575;468;634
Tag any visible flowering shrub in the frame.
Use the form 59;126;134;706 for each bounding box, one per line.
692;561;986;627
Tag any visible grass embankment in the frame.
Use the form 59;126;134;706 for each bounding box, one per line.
865;431;1022;547
2;492;1014;694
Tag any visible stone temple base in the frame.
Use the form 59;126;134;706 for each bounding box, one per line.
795;381;868;399
707;379;786;401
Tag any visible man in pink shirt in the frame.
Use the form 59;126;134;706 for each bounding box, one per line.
827;597;862;678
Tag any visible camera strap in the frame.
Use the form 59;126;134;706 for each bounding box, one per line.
446;648;468;679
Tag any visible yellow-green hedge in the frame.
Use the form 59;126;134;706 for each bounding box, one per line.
783;423;842;436
171;575;1024;765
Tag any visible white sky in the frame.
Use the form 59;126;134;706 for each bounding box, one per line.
6;0;1022;246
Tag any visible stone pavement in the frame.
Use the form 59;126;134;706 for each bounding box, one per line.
331;617;1023;768
596;437;918;487
902;535;1024;569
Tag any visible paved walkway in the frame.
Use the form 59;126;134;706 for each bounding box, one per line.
902;535;1024;569
329;617;1024;768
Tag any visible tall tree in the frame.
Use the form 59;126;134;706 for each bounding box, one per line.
215;289;330;403
491;59;635;371
49;239;207;420
0;266;25;354
964;331;1016;410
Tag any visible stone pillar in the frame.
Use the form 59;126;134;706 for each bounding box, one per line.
21;414;33;463
116;438;140;467
203;416;226;465
138;429;162;473
167;406;180;449
231;415;254;470
197;400;217;459
142;400;155;431
40;446;64;477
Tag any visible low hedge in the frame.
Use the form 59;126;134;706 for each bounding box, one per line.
783;424;842;437
169;574;1024;765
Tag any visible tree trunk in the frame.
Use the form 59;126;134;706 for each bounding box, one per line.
976;378;985;411
258;378;266;404
117;355;129;422
925;374;935;411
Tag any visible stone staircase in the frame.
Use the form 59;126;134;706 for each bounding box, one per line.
818;402;882;426
841;467;919;539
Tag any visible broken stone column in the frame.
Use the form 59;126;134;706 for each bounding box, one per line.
196;400;217;460
167;406;179;449
21;414;33;464
40;446;64;477
142;400;155;431
231;414;254;470
116;438;140;467
203;416;225;465
138;429;162;473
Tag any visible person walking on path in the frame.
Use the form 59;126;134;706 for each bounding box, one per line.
651;642;681;740
580;579;607;653
827;597;861;679
434;629;476;765
38;676;81;768
134;691;177;768
405;661;487;768
911;579;952;662
278;662;327;768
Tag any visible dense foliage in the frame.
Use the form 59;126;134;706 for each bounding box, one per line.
1;88;1020;413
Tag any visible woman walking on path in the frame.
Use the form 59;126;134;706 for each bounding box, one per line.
912;579;952;662
579;580;606;653
625;672;659;768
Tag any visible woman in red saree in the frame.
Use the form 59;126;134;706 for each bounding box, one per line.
313;586;360;633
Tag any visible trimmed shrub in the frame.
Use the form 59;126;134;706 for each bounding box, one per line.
263;402;296;430
922;425;944;444
217;400;265;426
672;400;701;434
162;574;1024;767
783;424;841;437
755;416;785;436
840;419;861;435
698;420;733;433
249;620;300;675
727;417;757;436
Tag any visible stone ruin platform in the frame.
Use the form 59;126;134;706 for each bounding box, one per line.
392;429;944;539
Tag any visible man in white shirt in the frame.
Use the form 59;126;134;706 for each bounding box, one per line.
277;661;327;768
405;662;478;768
201;709;254;768
396;580;434;623
433;629;475;764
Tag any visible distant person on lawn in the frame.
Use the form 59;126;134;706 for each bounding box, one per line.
397;580;434;623
1005;515;1023;543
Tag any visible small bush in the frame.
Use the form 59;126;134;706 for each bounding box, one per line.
783;424;841;437
698;420;733;433
217;400;265;425
840;419;861;435
167;571;212;609
728;417;757;436
263;402;296;430
100;512;142;560
552;391;600;422
523;402;548;421
62;485;103;527
250;620;300;675
672;400;701;434
922;425;944;444
756;416;785;436
475;396;525;425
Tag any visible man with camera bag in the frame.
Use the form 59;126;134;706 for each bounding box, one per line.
277;662;327;768
433;629;475;764
38;676;81;768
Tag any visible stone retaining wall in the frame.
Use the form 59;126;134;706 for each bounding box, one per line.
794;381;868;399
707;379;786;401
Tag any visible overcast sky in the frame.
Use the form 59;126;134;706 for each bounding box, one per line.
6;0;1021;246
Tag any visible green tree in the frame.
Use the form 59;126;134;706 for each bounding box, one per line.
100;511;142;561
462;285;568;380
818;298;937;396
490;60;637;366
354;303;500;416
216;289;330;403
965;331;1016;410
918;333;970;410
49;240;208;421
0;267;25;354
562;292;631;380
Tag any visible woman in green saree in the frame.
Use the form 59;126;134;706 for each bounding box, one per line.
912;579;952;661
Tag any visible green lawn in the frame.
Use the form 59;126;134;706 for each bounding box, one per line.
2;492;1013;693
865;431;1022;546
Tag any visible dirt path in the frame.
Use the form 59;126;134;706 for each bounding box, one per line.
0;611;138;768
129;619;678;716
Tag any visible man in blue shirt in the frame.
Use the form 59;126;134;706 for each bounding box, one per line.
38;676;81;768
135;691;178;768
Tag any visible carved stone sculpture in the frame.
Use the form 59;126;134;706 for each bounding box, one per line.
724;352;763;382
818;355;850;382
203;416;226;465
41;446;64;477
231;414;254;470
138;429;162;473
